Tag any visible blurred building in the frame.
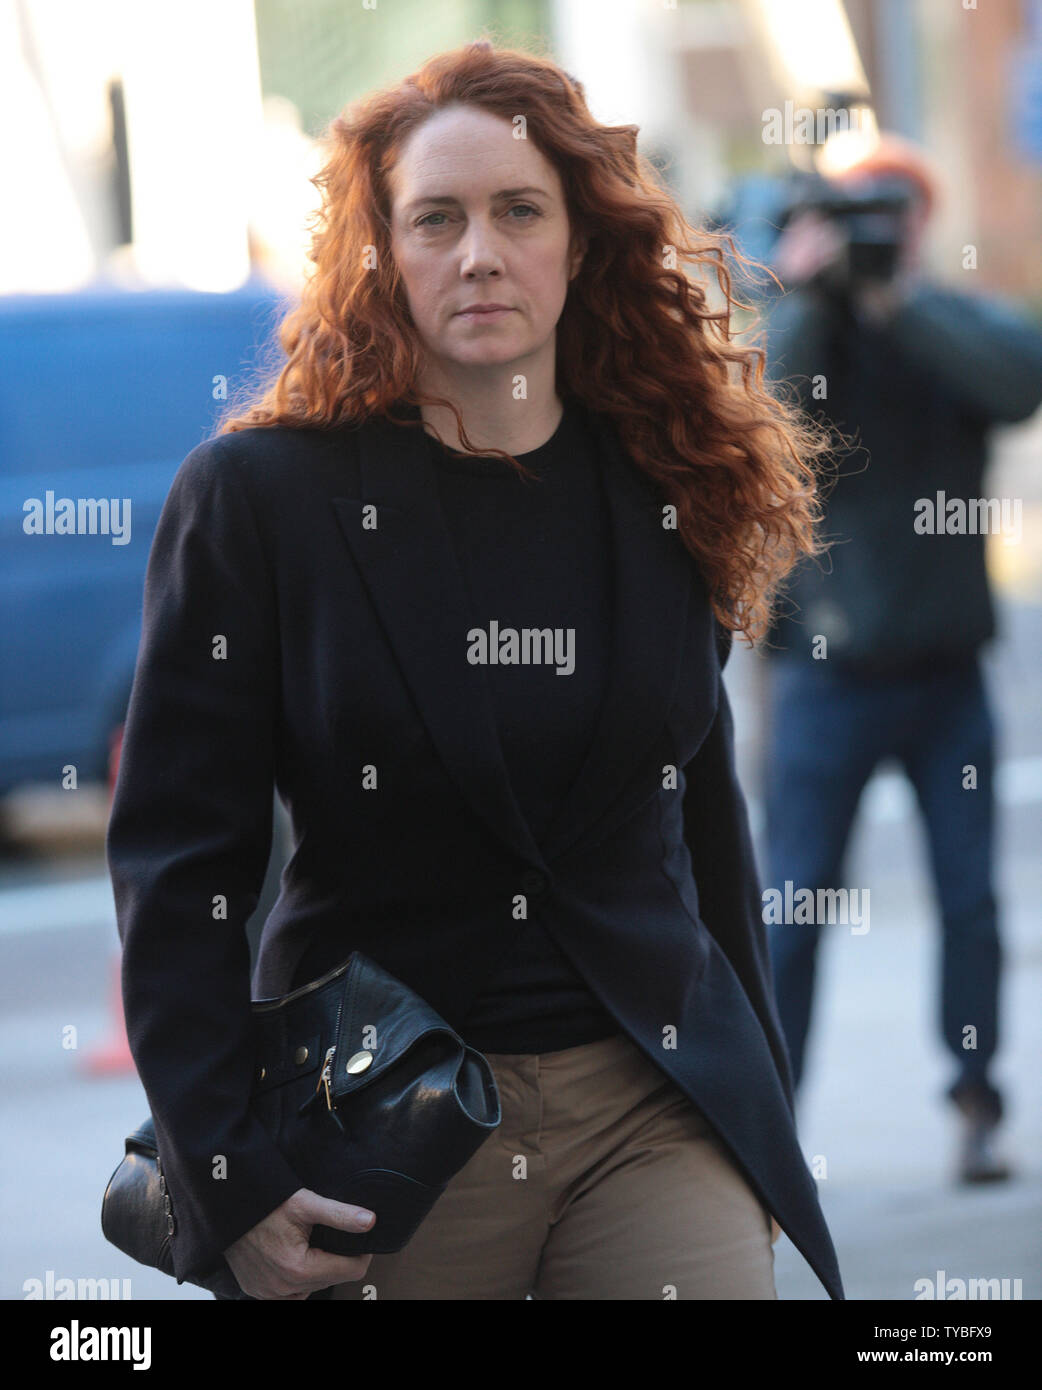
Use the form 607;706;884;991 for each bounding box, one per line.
2;0;1038;303
642;0;1041;302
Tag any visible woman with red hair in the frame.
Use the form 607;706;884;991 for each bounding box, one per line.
107;40;843;1301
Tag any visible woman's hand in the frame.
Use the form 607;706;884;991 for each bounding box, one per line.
223;1188;377;1300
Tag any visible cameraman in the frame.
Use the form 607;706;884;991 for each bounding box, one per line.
759;133;1042;1181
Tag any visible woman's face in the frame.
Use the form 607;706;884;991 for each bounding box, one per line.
387;104;583;379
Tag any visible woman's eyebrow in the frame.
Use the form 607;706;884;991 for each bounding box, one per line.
403;186;551;215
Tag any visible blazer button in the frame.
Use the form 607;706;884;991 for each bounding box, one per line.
520;869;548;897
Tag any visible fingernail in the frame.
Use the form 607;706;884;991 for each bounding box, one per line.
358;1210;375;1225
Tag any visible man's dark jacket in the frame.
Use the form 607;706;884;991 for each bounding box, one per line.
106;400;845;1299
764;282;1042;669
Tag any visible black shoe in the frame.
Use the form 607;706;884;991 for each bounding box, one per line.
952;1090;1011;1184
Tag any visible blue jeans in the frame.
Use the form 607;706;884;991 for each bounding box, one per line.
763;654;1003;1120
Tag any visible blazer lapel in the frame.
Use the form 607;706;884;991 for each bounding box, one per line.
332;402;693;868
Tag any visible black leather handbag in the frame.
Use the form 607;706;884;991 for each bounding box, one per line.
101;950;502;1299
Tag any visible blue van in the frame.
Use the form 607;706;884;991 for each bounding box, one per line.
0;282;288;797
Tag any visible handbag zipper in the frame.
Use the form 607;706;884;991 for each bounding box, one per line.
313;1044;346;1134
314;1045;337;1110
320;968;354;1132
327;985;347;1099
313;974;348;1116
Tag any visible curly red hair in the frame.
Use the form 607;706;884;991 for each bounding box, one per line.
219;39;834;643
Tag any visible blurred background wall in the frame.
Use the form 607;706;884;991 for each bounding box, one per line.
4;0;1039;301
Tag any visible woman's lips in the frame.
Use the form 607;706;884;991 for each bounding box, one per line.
456;307;514;322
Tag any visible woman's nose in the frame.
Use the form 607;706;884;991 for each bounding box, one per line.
458;218;505;275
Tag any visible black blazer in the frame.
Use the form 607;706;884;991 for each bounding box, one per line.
106;399;844;1300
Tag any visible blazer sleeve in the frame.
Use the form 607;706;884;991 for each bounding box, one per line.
682;625;796;1112
105;438;303;1283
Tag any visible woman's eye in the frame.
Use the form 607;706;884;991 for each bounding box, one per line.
416;205;541;228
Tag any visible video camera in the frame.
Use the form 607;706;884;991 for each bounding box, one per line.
779;172;918;288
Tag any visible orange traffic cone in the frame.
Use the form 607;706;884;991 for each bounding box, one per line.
81;724;136;1077
82;956;135;1076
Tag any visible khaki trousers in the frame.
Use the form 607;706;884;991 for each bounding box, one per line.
328;1029;777;1300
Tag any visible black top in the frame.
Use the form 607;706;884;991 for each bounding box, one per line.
427;398;620;1052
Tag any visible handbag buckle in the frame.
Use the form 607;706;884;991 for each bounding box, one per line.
315;1046;337;1111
